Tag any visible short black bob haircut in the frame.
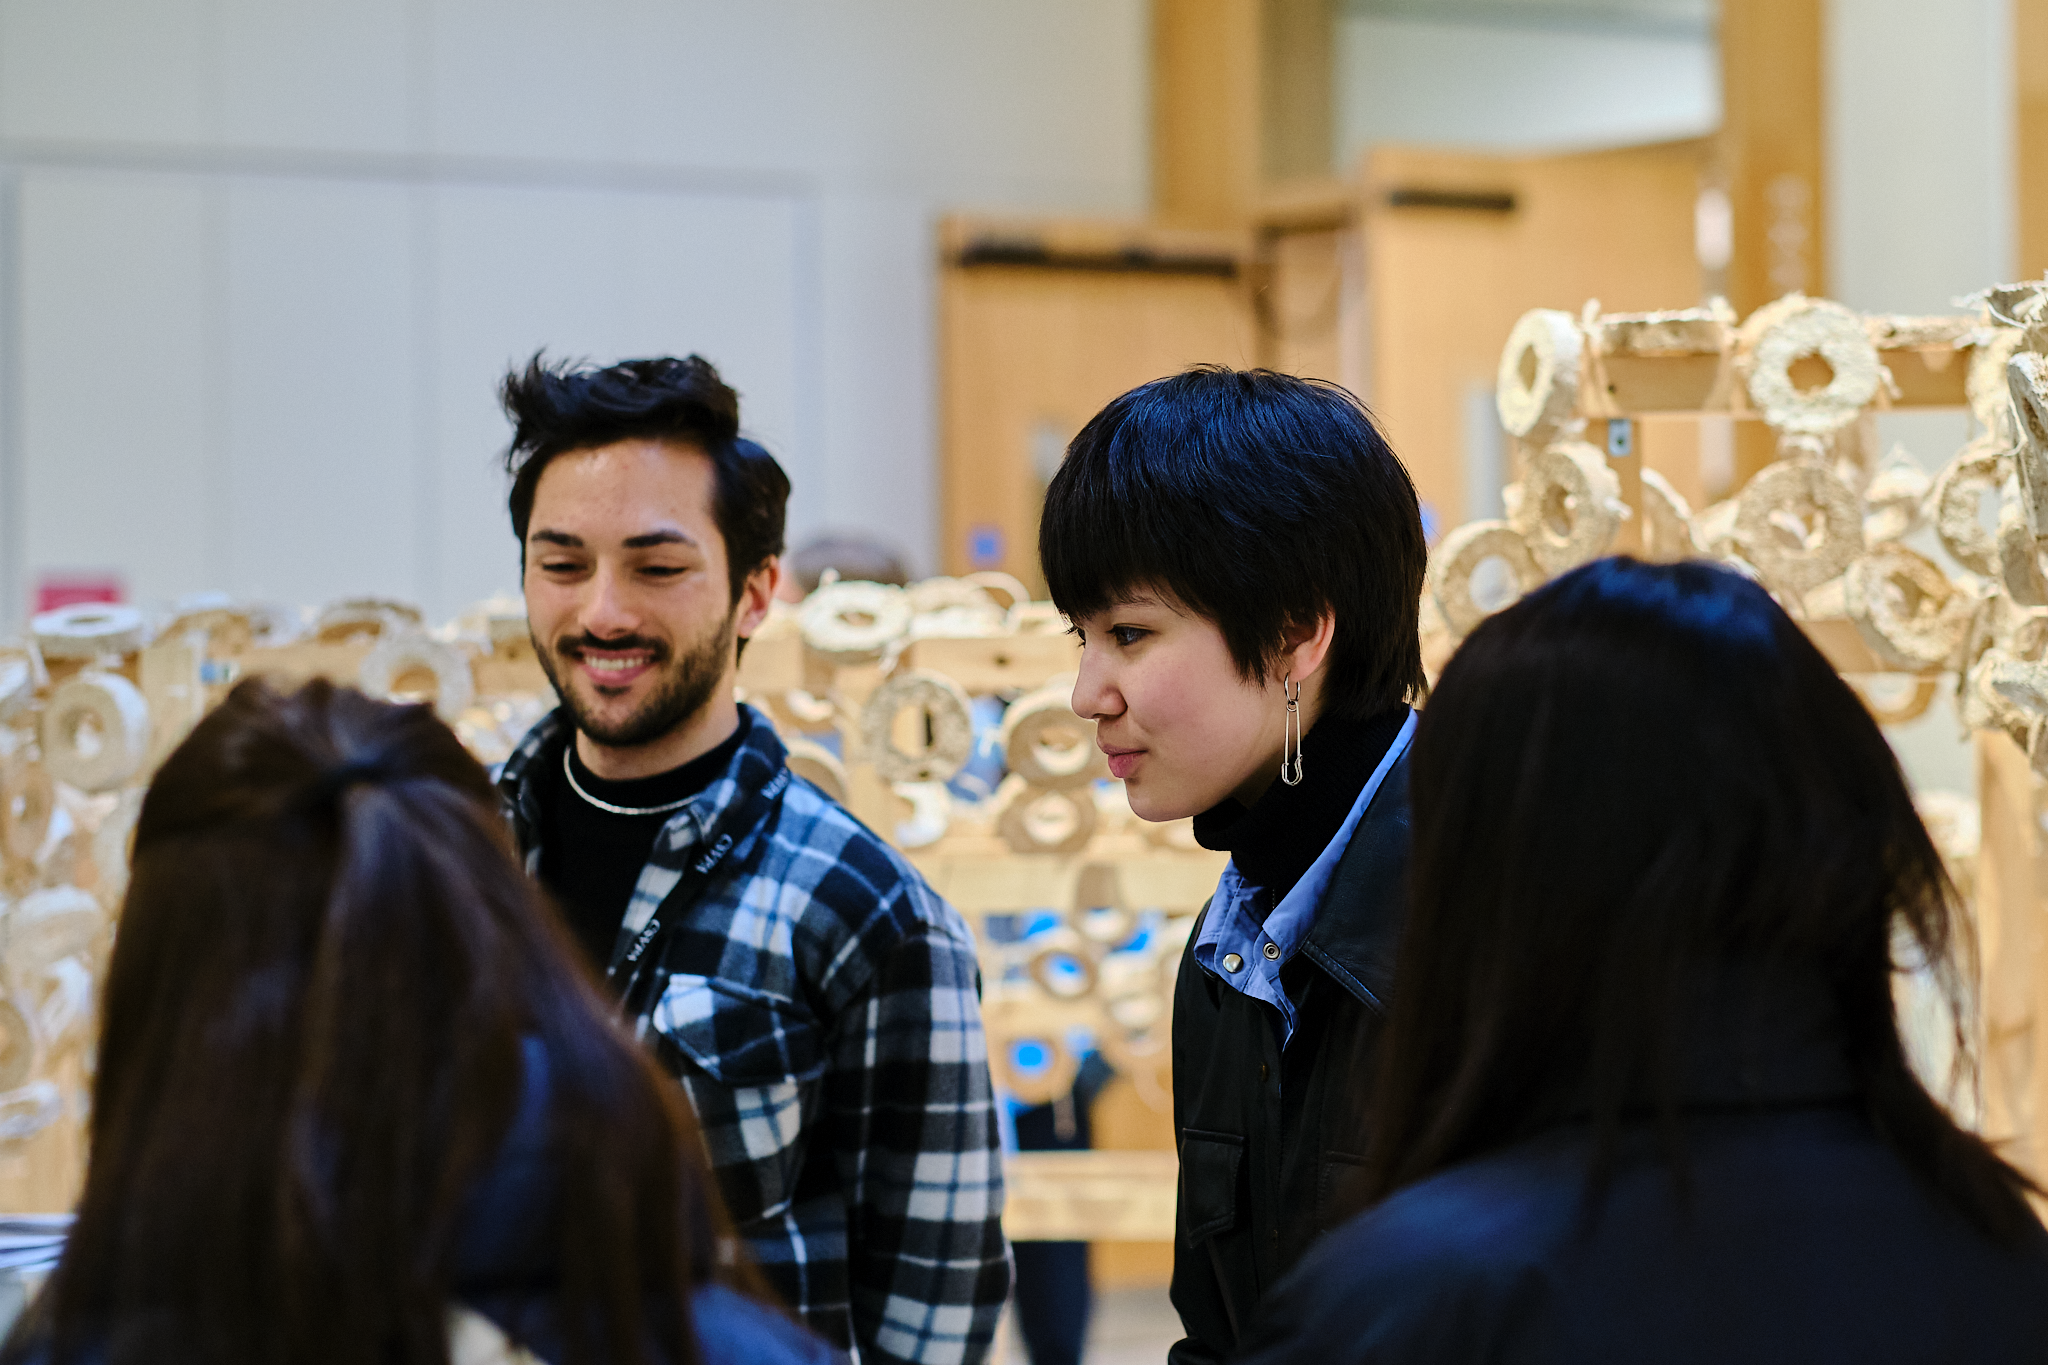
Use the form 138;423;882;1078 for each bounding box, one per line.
501;353;790;603
1371;557;2039;1242
1039;366;1425;720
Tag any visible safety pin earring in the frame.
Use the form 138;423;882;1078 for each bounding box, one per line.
1280;676;1304;786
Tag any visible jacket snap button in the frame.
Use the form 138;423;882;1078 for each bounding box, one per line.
1262;941;1281;961
1222;953;1244;973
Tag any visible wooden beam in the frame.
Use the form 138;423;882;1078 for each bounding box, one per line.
1719;0;1825;486
1152;0;1261;227
1261;0;1336;184
1720;0;1826;310
2020;0;2048;277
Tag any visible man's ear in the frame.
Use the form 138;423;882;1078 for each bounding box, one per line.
735;556;782;639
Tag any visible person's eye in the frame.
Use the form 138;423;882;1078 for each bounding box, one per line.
1068;625;1087;645
1111;625;1148;647
539;559;584;575
641;565;686;579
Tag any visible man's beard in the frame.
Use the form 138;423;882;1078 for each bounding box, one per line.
536;603;737;751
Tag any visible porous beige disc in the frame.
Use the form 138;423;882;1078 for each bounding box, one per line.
1843;545;1974;672
905;576;996;614
358;633;476;721
1932;437;2008;576
91;787;144;910
32;604;145;660
1968;329;2024;440
1997;503;2048;607
799;580;912;660
1848;675;1940;727
0;760;53;867
982;993;1093;1106
314;597;423;643
1428;521;1544;637
6;886;103;990
1001;690;1107;789
783;736;849;804
1692;498;1739;559
1860;460;1932;546
1512;441;1622;574
858;669;973;783
2008;353;2048;536
1591;299;1734;357
40;672;151;792
995;778;1098;856
1984;656;2048;738
1732;460;1862;597
161;606;257;657
1026;926;1099;1001
1495;309;1585;440
1639;469;1700;563
964;571;1032;612
1739;295;1883;438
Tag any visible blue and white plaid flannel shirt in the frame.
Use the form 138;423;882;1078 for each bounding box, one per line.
499;706;1010;1365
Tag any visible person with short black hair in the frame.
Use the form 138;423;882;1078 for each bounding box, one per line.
494;354;1009;1365
1236;558;2048;1364
1038;366;1428;1365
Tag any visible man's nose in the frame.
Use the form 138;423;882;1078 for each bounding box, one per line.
579;564;640;638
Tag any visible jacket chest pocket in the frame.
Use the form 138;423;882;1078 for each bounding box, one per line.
652;973;825;1225
1179;1129;1245;1245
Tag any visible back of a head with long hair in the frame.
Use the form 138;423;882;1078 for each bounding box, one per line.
17;679;726;1365
1367;557;2038;1242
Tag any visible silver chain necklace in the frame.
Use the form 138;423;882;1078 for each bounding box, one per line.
562;745;694;817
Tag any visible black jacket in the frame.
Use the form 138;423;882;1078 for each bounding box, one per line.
1233;978;2048;1365
1167;748;1411;1365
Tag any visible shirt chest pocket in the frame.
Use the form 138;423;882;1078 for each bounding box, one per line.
652;974;827;1225
653;973;824;1085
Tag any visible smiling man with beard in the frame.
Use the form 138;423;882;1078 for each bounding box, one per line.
492;354;1009;1365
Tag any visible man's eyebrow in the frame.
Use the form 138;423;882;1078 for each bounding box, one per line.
624;529;698;550
527;529;700;550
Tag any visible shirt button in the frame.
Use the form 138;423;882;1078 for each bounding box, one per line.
1222;953;1244;973
1262;941;1281;961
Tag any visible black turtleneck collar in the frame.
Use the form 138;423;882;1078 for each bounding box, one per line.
1192;705;1410;905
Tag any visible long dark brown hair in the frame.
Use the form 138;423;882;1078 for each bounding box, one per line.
1366;557;2040;1241
10;679;738;1365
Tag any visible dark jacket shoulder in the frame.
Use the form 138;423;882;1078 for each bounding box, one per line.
1238;1104;2048;1365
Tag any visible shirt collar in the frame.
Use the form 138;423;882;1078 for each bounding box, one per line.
1193;709;1418;1046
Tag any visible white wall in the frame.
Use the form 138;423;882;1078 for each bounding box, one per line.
1334;14;1720;162
1826;0;2016;797
0;0;1150;631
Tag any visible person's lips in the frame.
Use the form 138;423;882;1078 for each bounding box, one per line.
1099;741;1144;781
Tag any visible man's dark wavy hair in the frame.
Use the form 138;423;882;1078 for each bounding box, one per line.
501;353;790;603
1039;366;1426;720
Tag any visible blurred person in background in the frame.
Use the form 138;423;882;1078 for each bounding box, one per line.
1237;558;2048;1365
494;356;1007;1365
776;533;910;602
1037;367;1428;1365
1;679;832;1365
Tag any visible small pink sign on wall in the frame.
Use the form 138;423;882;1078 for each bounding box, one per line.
34;572;125;615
